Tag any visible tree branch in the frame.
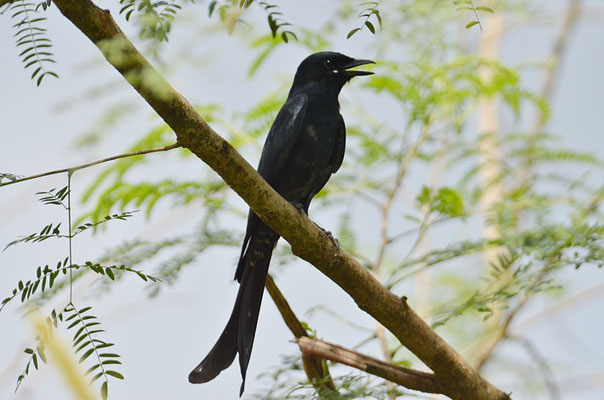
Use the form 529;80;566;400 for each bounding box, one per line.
371;120;430;399
533;0;582;134
523;0;582;180
265;275;336;392
473;296;529;369
298;336;440;394
48;1;510;398
509;336;561;400
0;143;181;187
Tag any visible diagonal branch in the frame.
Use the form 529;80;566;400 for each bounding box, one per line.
532;0;582;134
49;1;509;398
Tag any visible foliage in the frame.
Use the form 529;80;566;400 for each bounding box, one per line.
0;177;160;398
347;1;383;39
119;0;195;41
453;0;494;30
207;0;297;41
7;0;58;85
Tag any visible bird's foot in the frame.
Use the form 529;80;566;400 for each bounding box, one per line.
291;202;306;214
315;224;340;249
290;202;339;248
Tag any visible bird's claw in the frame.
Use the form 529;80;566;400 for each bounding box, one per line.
319;227;340;249
291;202;306;214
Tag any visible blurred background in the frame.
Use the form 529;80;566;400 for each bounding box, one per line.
1;0;603;399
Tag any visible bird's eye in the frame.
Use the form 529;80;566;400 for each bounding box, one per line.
323;59;334;70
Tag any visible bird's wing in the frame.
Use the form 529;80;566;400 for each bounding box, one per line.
329;113;346;173
257;93;308;184
234;93;307;283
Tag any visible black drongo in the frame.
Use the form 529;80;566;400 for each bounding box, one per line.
188;51;374;395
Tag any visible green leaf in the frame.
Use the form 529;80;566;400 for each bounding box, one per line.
79;348;94;363
99;353;120;358
365;21;375;34
90;371;104;383
73;333;88;347
75;340;92;354
106;370;124;379
465;21;479;29
347;27;361;39
73;326;86;342
67;319;81;330
101;381;108;400
86;363;101;375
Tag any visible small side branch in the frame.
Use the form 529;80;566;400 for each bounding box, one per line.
265;275;336;392
474;296;528;369
0;143;181;188
298;336;440;394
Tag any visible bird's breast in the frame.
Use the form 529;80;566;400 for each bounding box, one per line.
274;120;338;201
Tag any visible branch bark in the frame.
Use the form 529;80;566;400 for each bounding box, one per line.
49;1;510;398
298;336;440;395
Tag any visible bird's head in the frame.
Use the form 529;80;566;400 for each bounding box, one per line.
291;51;374;94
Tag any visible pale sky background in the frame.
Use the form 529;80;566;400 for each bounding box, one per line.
1;1;603;399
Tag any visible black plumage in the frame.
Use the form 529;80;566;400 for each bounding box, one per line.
188;51;374;395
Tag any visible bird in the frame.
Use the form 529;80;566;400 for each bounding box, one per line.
188;51;374;395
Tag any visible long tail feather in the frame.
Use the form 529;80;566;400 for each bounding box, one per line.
189;226;278;396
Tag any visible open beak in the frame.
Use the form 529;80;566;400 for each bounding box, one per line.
342;58;375;77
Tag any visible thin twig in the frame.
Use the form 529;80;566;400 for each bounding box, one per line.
468;0;484;31
513;281;604;334
373;121;430;273
0;143;181;188
532;0;582;135
509;335;561;400
67;173;73;303
473;296;529;369
522;0;582;182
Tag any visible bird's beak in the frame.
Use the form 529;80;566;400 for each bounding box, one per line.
342;58;375;77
